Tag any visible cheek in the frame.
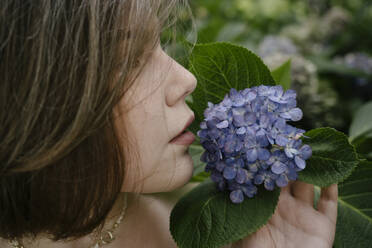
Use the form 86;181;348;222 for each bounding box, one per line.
134;119;172;176
122;119;194;193
118;106;171;191
128;111;169;158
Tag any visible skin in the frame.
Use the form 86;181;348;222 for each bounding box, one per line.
232;181;338;248
114;41;197;193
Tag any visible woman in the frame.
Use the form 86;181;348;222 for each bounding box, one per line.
0;0;337;247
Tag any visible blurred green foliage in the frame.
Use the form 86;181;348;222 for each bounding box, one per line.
175;0;372;134
190;0;372;53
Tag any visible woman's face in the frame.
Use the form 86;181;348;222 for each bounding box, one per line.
115;42;197;193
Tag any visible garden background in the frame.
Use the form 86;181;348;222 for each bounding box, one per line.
165;0;372;247
170;0;372;136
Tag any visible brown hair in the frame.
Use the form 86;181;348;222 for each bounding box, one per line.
0;0;191;242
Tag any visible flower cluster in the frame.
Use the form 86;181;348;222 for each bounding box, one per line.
197;85;312;203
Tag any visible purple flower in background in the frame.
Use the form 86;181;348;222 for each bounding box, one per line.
198;85;312;204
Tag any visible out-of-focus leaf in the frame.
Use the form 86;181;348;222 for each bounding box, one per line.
216;22;247;42
271;59;292;90
349;101;372;143
189;142;210;182
190;144;204;175
190;171;211;183
310;56;371;79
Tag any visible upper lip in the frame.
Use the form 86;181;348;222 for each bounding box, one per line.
172;114;195;140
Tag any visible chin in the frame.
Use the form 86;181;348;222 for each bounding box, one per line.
169;152;194;190
168;159;194;191
143;154;194;193
121;151;195;194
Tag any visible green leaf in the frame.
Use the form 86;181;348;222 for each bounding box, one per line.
334;161;372;248
190;171;211;183
349;101;372;143
271;59;291;90
170;180;280;248
353;132;372;159
187;42;275;134
190;144;205;176
298;127;358;187
189;144;210;182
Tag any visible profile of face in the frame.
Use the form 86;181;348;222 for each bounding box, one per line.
114;42;197;193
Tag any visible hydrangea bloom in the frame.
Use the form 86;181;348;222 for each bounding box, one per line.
197;85;312;204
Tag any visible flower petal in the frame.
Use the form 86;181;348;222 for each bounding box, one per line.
216;120;229;129
230;190;244;203
215;161;225;172
254;174;264;184
289;108;303;121
276;174;289;187
258;148;270;161
264;179;275;190
246;148;258;162
244;113;257;125
299;144;312;160
295;156;306;169
271;161;287;174
284;148;294;158
276;134;289;146
236;127;246;135
236;168;248;184
242;185;257;198
223;166;237;180
211;170;223;182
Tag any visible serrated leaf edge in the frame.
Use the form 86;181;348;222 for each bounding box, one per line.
301;127;359;187
169;182;280;248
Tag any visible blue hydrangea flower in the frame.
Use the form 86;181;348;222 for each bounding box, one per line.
198;85;312;204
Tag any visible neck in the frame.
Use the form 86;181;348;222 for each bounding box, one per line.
5;194;127;248
3;183;199;248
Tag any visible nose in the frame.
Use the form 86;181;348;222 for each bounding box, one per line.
165;57;197;106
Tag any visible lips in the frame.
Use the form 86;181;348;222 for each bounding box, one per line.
170;114;195;142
